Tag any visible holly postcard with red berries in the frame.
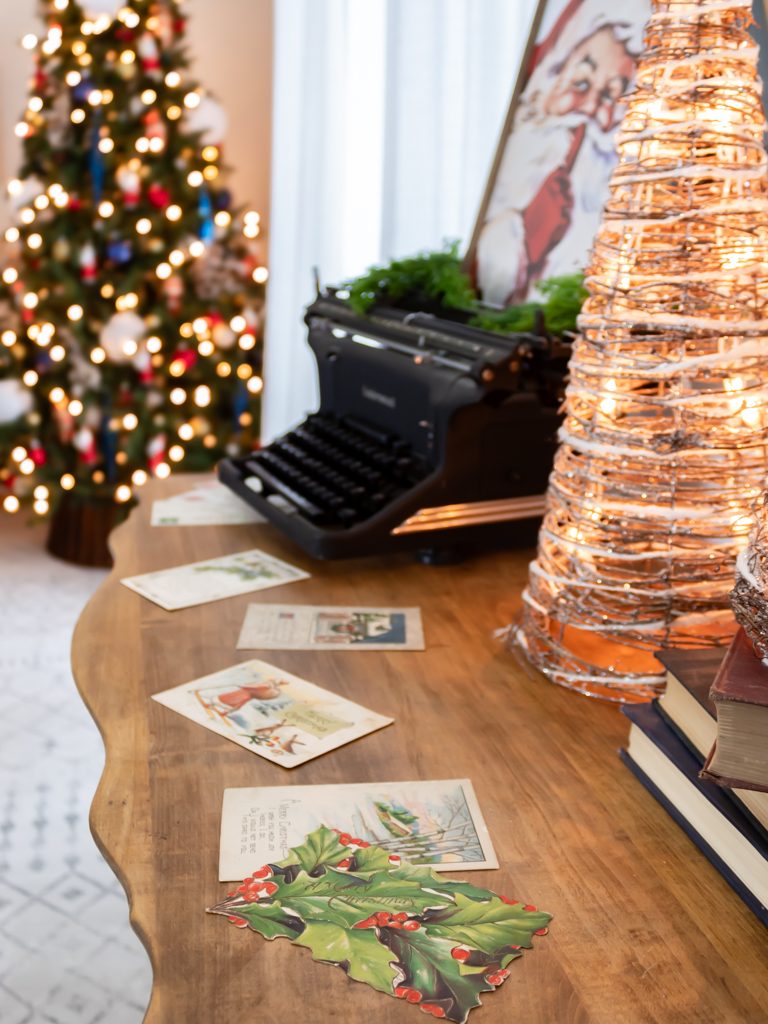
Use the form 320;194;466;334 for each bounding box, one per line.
218;780;498;881
208;825;550;1023
151;659;393;766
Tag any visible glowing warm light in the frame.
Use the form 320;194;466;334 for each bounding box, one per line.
7;179;22;196
169;249;185;266
19;458;34;475
132;469;148;486
120;50;135;64
180;323;194;338
21;34;38;50
66;71;81;86
98;201;115;219
20;208;35;224
88;90;103;107
11;446;26;462
23;293;38;309
156;262;172;279
123;293;138;308
68;399;83;416
33;499;49;515
183;92;201;109
517;3;768;701
50;345;66;362
49;387;65;403
60;473;75;490
202;147;218;161
115;484;132;502
167;106;182;121
141;89;157;105
71;109;86;124
122;413;138;430
135;137;150;153
169;358;186;377
149;137;164;153
203;166;218;181
189;240;205;257
166;205;182;221
33;195;48;210
214;211;231;228
244;211;260;225
101;283;114;298
155;461;171;478
194;385;211;407
136;218;152;234
67;304;83;320
168;445;184;462
165;71;181;87
238;334;255;351
198;340;214;356
170;388;186;405
102;90;114;104
146;337;162;353
33;485;48;500
28;97;43;113
54;0;70;10
53;192;69;208
27;234;42;249
3;496;20;513
243;223;260;238
192;317;208;334
178;423;194;441
237;364;252;380
122;339;138;356
2;331;16;346
252;267;269;284
186;171;203;188
3;266;18;282
98;138;115;154
247;376;263;394
5;229;19;244
230;315;246;333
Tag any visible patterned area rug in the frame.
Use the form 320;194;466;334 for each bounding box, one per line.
0;518;151;1024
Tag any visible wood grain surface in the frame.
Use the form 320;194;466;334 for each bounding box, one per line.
71;475;768;1024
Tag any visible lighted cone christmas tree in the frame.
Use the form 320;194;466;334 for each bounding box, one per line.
0;0;267;540
517;0;768;701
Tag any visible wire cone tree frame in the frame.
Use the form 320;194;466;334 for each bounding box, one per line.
517;0;768;701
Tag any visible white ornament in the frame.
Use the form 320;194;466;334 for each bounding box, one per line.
0;378;33;424
183;95;227;146
99;310;146;364
212;322;236;349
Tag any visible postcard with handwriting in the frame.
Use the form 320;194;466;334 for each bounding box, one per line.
236;604;424;651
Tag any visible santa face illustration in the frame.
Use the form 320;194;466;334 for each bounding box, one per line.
476;0;646;306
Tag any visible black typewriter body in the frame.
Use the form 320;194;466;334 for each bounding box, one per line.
219;293;568;560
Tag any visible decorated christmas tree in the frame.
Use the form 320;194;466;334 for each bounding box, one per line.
517;0;768;701
0;0;267;553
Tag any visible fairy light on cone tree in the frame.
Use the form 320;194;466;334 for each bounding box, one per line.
0;0;269;528
517;0;768;702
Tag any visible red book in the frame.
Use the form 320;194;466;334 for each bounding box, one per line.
699;627;768;793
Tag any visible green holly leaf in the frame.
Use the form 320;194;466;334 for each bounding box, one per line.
425;892;551;954
207;826;551;1023
295;921;399;993
276;824;347;873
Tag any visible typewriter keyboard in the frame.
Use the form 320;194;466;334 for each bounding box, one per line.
245;413;428;527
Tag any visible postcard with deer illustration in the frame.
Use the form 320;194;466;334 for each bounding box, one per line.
120;548;309;610
151;659;393;767
218;779;498;880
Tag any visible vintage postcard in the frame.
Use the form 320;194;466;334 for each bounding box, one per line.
120;549;309;610
236;604;424;651
218;779;498;880
151;483;265;526
152;659;393;767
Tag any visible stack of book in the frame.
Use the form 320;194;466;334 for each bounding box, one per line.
620;630;768;927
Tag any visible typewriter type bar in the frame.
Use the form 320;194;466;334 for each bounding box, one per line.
219;291;567;560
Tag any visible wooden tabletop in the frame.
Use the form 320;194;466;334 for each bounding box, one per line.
72;474;768;1024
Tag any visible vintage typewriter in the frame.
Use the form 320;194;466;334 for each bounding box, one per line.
219;290;569;560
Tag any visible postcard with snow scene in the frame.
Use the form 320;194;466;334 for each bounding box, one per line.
152;659;392;767
236;604;425;651
218;779;498;881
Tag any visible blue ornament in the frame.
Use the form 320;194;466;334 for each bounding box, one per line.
198;185;215;244
101;408;117;482
72;77;92;102
233;381;249;429
89;111;105;204
106;235;132;264
215;189;232;211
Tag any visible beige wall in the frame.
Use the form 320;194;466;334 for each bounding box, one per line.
0;0;273;249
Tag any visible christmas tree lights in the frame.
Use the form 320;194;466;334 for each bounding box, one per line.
0;0;269;523
517;0;768;701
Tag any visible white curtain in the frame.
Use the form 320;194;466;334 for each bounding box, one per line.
263;0;538;442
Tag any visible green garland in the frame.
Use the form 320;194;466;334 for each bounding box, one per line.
343;243;587;338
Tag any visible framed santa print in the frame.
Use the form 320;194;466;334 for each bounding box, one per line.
463;0;649;305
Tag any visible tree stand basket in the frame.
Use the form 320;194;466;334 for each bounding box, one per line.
47;493;121;568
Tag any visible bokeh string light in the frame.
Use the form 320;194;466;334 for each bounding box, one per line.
517;0;768;701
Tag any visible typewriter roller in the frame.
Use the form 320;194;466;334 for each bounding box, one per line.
219;291;568;560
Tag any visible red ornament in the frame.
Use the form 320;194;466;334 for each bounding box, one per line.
29;443;46;466
148;182;171;208
146;433;166;473
207;312;223;327
68;194;82;211
172;348;197;372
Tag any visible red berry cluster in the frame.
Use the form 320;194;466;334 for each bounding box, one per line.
500;896;519;905
330;829;371;848
353;910;421;931
420;1004;445;1017
394;987;422;1003
485;969;510;986
232;866;278;903
228;916;248;928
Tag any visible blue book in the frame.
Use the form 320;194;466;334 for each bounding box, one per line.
620;703;768;929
